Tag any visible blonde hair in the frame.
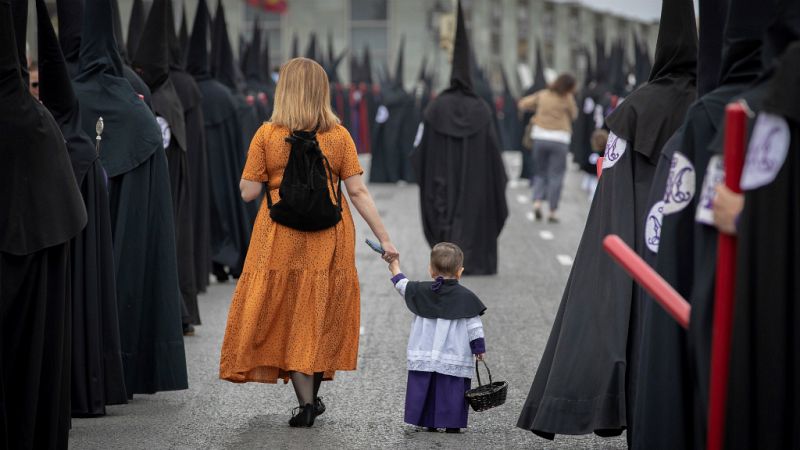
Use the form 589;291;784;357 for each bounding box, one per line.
430;242;464;276
269;58;339;132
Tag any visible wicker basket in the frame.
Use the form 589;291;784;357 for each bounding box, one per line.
465;360;508;412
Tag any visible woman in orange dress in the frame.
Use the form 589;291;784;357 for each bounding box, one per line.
219;58;399;427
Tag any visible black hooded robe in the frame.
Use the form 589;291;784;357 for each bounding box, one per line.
0;1;87;446
517;0;698;441
133;0;199;328
36;0;128;416
72;0;188;396
188;0;251;278
724;40;800;450
410;1;508;276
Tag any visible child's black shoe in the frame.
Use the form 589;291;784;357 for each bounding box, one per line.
445;428;461;434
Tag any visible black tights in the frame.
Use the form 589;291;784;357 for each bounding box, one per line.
290;372;323;406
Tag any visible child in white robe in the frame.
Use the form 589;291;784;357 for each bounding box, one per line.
387;242;487;433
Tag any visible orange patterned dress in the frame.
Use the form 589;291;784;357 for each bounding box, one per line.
219;123;363;384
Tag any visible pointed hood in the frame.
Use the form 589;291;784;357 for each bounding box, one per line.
262;37;275;87
73;0;163;178
533;42;547;90
211;0;239;91
186;0;211;78
36;0;97;183
605;0;698;162
696;0;727;96
304;33;319;61
393;35;405;89
77;0;125;77
362;45;373;84
0;0;87;255
327;31;336;67
322;32;346;84
126;0;146;61
291;32;299;58
57;0;83;65
132;0;170;89
648;0;698;81
111;0;129;62
244;20;263;83
10;0;27;85
165;0;184;69
179;3;190;59
593;35;608;84
448;0;474;95
717;0;775;85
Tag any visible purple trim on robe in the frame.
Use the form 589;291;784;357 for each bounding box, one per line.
470;337;485;354
405;370;471;429
391;273;407;284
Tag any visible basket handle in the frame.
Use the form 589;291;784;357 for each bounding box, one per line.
475;359;493;387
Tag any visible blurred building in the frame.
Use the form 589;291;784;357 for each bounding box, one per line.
38;0;659;95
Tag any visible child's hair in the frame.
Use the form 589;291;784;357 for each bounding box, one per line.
430;242;464;276
591;129;610;151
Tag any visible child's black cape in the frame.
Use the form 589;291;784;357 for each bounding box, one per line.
404;280;486;320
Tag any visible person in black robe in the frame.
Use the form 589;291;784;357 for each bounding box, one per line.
0;0;87;445
410;0;508;276
497;67;520;151
35;0;128;417
187;0;251;281
133;0;200;333
56;0;153;107
649;1;775;446
630;1;727;447
126;0;145;60
166;0;211;296
72;0;188;396
370;37;417;183
724;23;800;449
243;21;275;122
516;0;698;442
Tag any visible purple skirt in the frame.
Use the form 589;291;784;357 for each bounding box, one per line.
404;370;471;429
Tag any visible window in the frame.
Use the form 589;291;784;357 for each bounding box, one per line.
350;0;388;80
516;0;530;63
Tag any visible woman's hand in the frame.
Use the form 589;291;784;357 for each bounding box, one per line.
381;241;399;263
240;179;263;202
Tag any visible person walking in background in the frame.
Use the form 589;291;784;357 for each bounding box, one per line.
518;73;578;223
219;57;399;428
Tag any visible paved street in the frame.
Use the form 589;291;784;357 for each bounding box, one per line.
69;153;626;449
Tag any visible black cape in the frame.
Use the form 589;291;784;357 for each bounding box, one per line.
0;0;86;446
404;280;486;320
724;40;800;450
73;0;188;396
370;38;416;183
517;0;698;440
167;0;211;296
410;1;508;276
133;0;199;327
188;0;251;277
36;0;128;416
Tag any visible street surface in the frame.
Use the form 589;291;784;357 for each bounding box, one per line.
69;153;627;449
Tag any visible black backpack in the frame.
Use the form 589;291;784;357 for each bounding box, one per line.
267;129;342;231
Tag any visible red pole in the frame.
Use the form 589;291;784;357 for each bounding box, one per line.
707;102;747;450
602;235;691;329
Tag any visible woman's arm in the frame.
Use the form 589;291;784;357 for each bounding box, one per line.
343;174;399;261
517;91;540;112
240;179;262;202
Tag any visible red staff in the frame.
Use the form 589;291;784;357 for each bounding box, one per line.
707;102;747;450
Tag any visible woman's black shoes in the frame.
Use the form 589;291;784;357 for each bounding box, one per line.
288;404;316;428
445;428;461;433
314;397;326;416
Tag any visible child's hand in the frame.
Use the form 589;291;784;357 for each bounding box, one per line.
389;258;401;275
475;353;485;361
